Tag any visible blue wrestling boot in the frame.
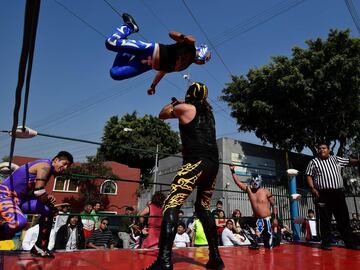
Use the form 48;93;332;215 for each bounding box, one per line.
122;13;139;33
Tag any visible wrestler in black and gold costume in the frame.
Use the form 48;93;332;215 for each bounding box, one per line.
145;82;224;270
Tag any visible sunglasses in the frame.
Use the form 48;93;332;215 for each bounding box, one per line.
102;222;108;225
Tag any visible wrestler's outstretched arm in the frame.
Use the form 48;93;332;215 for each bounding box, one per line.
169;31;195;45
229;165;247;192
148;71;167;95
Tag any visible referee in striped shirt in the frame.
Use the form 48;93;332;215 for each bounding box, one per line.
306;143;360;250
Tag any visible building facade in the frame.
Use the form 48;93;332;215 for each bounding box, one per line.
148;137;312;217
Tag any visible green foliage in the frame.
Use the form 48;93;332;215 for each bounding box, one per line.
96;111;181;182
343;139;360;195
62;156;116;211
1;156;9;162
221;29;360;155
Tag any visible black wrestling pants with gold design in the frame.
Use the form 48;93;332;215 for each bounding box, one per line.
163;159;219;213
145;159;222;270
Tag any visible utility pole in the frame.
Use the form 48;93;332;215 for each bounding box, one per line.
153;144;159;195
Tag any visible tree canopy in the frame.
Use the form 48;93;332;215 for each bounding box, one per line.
343;139;360;194
221;29;360;156
96;112;181;182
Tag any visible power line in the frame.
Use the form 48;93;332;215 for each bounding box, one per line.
211;0;307;47
103;0;122;17
181;0;233;75
53;0;106;38
32;76;152;132
102;0;148;41
344;0;360;35
140;0;171;32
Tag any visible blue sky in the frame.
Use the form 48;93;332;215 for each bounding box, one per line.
0;0;359;162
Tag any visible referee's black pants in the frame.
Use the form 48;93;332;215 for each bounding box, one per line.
317;189;353;246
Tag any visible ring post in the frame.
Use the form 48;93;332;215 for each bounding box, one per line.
287;169;300;241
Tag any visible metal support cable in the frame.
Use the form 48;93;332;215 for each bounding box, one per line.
1;129;286;173
181;0;233;75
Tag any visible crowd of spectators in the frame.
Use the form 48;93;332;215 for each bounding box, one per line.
19;202;116;252
16;197;360;252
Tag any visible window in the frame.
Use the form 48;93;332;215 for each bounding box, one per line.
53;176;78;192
100;180;117;195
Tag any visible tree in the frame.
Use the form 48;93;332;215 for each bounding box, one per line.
221;29;360;156
62;156;117;211
96;112;181;184
343;138;360;195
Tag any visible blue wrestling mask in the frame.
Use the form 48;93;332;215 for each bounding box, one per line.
195;45;211;64
249;175;262;189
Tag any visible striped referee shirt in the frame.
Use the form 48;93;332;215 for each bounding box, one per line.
305;155;350;189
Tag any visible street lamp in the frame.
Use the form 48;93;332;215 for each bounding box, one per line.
224;182;230;215
183;73;191;86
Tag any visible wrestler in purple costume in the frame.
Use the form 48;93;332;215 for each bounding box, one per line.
1;159;53;232
0;151;73;257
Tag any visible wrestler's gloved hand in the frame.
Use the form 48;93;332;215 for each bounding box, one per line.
147;85;156;95
171;97;179;105
171;97;184;106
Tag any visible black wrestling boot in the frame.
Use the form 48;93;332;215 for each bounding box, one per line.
122;13;139;33
248;243;260;250
30;244;55;258
344;234;360;250
0;224;13;241
319;241;332;251
144;208;179;270
33;214;54;257
196;210;225;270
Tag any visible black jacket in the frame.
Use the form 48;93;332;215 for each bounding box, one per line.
54;215;85;250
